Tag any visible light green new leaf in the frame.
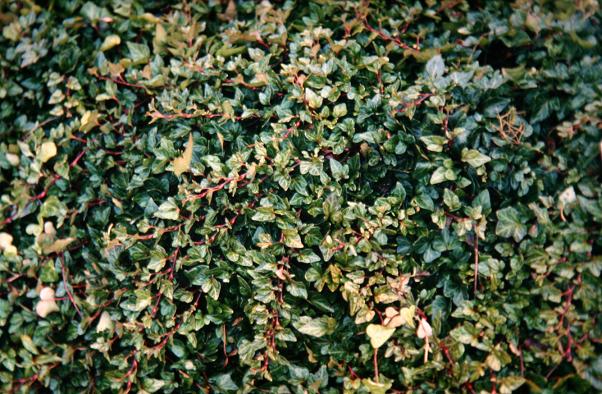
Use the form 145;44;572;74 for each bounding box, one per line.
294;316;336;337
154;198;180;220
127;41;150;64
461;148;491;168
420;135;447;152
495;207;527;242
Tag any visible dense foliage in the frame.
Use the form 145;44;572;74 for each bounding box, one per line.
1;0;601;392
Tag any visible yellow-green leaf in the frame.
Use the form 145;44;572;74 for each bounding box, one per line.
486;353;502;371
21;335;39;354
39;141;57;163
80;111;100;132
43;237;75;255
100;34;121;51
399;306;416;328
366;324;395;348
361;378;393;394
387;305;416;328
282;228;304;248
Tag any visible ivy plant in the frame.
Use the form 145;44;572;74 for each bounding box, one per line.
1;0;601;393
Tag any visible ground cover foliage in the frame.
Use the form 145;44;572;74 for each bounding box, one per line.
0;0;601;392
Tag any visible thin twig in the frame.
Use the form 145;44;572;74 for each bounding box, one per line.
222;324;229;367
60;253;83;317
373;348;379;382
473;224;479;294
93;73;147;91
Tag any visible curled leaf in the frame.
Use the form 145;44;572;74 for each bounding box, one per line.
173;133;193;176
36;300;59;317
79;111;100;132
386;305;416;328
96;311;114;333
43;237;75;255
417;318;433;339
37;288;59;318
100;34;121;51
40;287;55;301
0;232;13;250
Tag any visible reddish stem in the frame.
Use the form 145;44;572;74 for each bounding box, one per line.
473;225;479;294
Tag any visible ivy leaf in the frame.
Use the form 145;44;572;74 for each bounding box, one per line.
386;306;416;329
420;135;447;152
495;207;527;242
0;233;14;250
96;311;114;333
127;41;150;64
486;353;502;371
294;316;336;337
36;288;59;318
361;378;393;394
461;148;491;168
128;289;152;312
426;54;445;79
416;192;435;211
366;324;396;348
1;1;601;391
333;103;347;117
20;335;39;355
287;281;308;299
100;34;121;51
42;237;75;255
154;198;180;220
430;167;447;184
499;376;526;394
79;111;100;132
329;158;348;181
305;88;323;109
39;141;57;163
472;189;492;214
210;373;239;392
416;318;433;339
251;207;276;222
283;228;304;248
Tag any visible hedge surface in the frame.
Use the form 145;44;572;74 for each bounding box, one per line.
1;0;601;393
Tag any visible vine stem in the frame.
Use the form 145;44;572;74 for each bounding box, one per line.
60;253;83;317
2;149;86;226
373;348;379;382
222;324;229;367
473;224;479;294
